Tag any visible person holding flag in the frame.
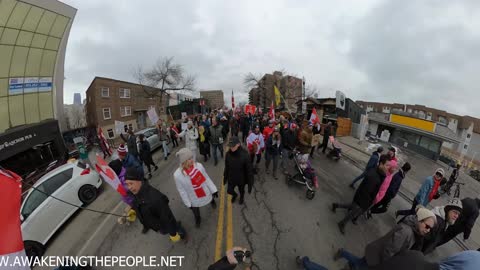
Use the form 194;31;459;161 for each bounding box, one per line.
247;125;265;172
98;126;112;159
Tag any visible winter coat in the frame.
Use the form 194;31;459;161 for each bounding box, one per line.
247;132;265;155
423;206;449;254
415;176;441;206
130;183;177;235
438;250;480;270
455;198;480;239
209;124;224;145
120;133;138;157
322;125;332;140
365;215;424;266
262;126;274;142
158;126;169;141
266;135;283;156
366;152;381;171
354;167;386;211
373;160;398;205
368;250;438;270
139;140;152;160
224;147;254;192
178;127;199;150
122;153;144;179
281;129;297;150
174;163;218;208
386;169;406;199
297;128;313;154
220;120;229;138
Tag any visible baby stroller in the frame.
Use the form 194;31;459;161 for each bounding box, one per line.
285;149;318;200
326;136;342;161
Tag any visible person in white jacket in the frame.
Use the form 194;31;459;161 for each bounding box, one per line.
177;120;199;161
174;148;218;228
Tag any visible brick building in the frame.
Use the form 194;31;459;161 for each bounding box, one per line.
200;90;224;109
85;77;169;140
248;71;302;112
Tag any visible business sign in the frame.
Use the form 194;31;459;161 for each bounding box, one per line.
335;90;346;110
390;114;435;133
8;77;53;95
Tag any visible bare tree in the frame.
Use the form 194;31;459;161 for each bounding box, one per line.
65;104;87;130
134;57;196;114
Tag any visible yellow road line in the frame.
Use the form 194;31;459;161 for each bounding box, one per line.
215;180;226;261
226;194;233;250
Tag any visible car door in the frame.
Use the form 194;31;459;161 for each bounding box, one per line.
148;129;160;150
21;183;53;244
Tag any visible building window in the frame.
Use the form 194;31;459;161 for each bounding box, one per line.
119;88;131;98
124;125;128;132
103;108;111;120
438;116;447;124
464;144;468;149
107;129;114;138
101;87;109;97
467;134;471;139
120;106;132;117
426;112;432;120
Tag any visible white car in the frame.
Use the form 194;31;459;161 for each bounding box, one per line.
20;160;102;258
135;127;170;152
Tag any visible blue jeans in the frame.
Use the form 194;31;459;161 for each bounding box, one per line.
162;141;170;158
211;143;223;163
340;249;368;270
302;256;328;270
350;170;367;186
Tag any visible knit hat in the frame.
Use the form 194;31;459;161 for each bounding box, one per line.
415;206;437;223
444;198;463;214
434;168;445;177
176;148;193;164
125;167;142;181
187;120;193;126
108;160;123;175
117;144;127;157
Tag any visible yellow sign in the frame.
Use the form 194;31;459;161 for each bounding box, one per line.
390;114;435;132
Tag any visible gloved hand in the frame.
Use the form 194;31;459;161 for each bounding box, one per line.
212;192;219;198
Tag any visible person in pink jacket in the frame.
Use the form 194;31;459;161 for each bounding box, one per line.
367;159;397;218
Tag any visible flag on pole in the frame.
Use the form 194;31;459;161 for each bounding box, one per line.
98;127;112;155
95;155;129;201
274;85;281;106
309;107;320;125
0;168;30;269
268;101;275;121
231;90;235;109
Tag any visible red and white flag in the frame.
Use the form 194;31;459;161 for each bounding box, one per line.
268;101;275;121
95;155;127;198
0;168;30;270
231;90;235;109
310;107;320;125
98;127;112;155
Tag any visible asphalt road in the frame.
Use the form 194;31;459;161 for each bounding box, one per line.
37;138;466;270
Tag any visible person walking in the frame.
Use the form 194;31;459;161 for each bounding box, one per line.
437;197;480;246
332;154;389;234
120;128;139;160
318;122;332;154
198;125;211;162
177;121;199;161
396;168;445;219
224;136;254;205
125;167;187;241
443;163;461;194
265;127;282;179
370;162;411;215
297;121;313;159
422;199;463;254
138;134;158;179
334;206;436;269
367;159;398;218
387;146;397;162
209;117;224;166
117;144;144;181
157;122;171;161
350;147;384;189
170;122;179;148
173;148;218;228
310;122;322;158
280;122;297;174
246;125;265;172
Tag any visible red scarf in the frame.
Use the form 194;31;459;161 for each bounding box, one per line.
184;165;207;198
428;177;441;202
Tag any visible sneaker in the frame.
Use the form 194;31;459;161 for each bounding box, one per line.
331;203;338;213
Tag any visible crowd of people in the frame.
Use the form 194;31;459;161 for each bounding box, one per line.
101;108;479;270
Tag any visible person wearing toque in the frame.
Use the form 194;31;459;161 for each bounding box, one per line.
224;136;254;205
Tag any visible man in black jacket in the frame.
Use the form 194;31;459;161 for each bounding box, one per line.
224;136;254;205
120;128;139;159
125;167;187;241
138;134;158;179
318;122;332;154
332;154;389;234
370;162;411;214
436;197;479;246
210;117;224;166
280;123;297;174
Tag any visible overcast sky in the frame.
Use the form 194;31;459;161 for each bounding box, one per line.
61;0;479;117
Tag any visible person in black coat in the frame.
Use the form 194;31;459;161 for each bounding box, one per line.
332;154;389;234
436;197;480;246
125;167;187;241
310;123;322;158
265;127;283;179
120;128;139;159
138;134;158;179
224;136;254;205
318;122;332;154
370;162;411;214
280;122;297;173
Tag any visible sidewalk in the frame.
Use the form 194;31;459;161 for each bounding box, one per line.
336;136;479;251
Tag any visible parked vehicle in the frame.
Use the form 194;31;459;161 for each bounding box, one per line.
21;160;102;258
135;127;169;152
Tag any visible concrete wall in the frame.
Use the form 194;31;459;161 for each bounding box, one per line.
368;122;378;136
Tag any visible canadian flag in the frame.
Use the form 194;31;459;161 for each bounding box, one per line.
0;168;30;270
268;101;275;121
95;154;128;198
98;127;112;155
310;107;320;125
231;90;235;109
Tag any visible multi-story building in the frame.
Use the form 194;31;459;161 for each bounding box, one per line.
200;90;224;109
248;71;302;112
357;101;480;162
85;77;169;140
168;92;197;106
0;0;76;176
73;92;81;105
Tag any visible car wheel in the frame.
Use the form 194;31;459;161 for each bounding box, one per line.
24;241;45;258
79;184;98;205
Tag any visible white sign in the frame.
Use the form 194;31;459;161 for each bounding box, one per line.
181;123;188;131
115;120;125;134
336;90;346;110
181;112;187;120
302;102;307;114
147;107;159;125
